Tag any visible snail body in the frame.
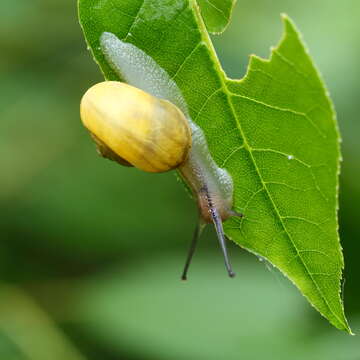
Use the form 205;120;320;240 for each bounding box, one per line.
80;32;243;278
178;123;234;223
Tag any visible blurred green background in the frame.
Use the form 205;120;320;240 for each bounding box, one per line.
1;0;359;359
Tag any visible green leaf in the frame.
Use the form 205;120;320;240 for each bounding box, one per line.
196;0;236;34
78;0;350;332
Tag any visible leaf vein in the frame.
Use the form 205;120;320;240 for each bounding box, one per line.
123;0;145;41
230;93;326;138
264;181;312;192
193;87;223;120
251;148;311;167
272;49;311;85
204;0;228;21
171;42;203;80
221;144;245;167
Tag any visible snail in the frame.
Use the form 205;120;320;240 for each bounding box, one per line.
80;32;243;279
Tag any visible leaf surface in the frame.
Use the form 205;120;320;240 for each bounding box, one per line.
196;0;236;33
78;0;350;332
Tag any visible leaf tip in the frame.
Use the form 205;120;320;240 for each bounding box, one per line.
279;13;302;41
280;13;295;31
338;317;353;335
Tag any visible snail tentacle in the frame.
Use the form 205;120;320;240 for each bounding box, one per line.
181;217;206;281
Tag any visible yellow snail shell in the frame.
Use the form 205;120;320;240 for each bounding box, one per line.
80;81;192;173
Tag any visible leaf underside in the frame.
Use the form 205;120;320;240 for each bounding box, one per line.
78;0;350;332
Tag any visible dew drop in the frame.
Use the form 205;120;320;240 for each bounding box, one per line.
287;155;294;160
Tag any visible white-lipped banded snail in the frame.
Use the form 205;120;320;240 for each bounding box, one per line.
80;32;244;279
